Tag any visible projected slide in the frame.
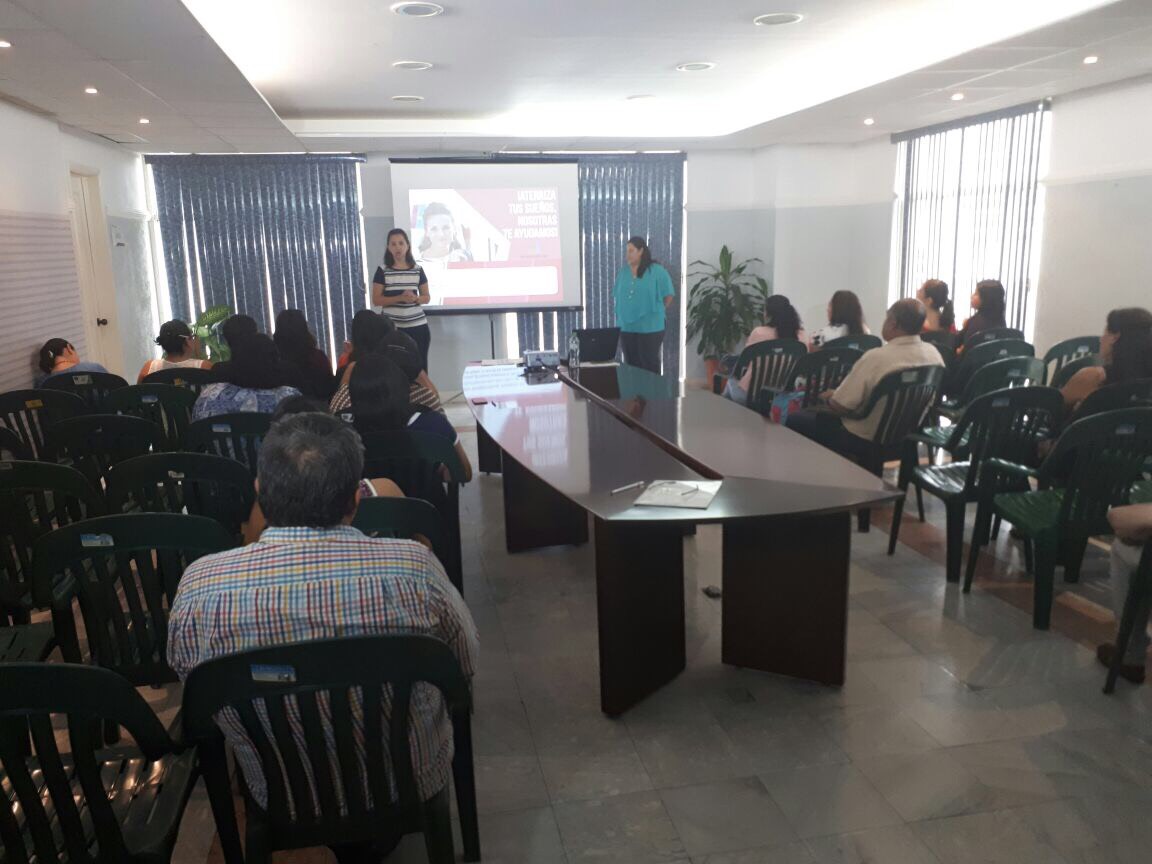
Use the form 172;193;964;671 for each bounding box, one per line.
387;161;582;313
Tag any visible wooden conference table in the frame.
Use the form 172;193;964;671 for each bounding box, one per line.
464;362;899;715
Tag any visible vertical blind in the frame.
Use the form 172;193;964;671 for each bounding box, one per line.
146;154;366;360
893;102;1049;333
513;154;686;375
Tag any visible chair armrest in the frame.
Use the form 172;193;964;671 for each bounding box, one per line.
977;457;1037;487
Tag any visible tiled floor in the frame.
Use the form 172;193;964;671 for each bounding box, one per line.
171;399;1152;863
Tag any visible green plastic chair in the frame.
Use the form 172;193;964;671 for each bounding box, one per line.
782;347;863;409
822;333;882;352
712;339;805;404
142;365;215;396
181;635;479;864
1105;540;1152;694
937;356;1046;422
105;452;255;540
964;408;1152;629
0;389;87;460
888;386;1064;583
1049;353;1099;390
352;496;454;586
944;338;1034;399
31;512;234;683
104;384;198;450
1043;335;1100;385
186;412;273;478
39;370;129;411
966;327;1026;348
44;414;165;487
0;663;199;863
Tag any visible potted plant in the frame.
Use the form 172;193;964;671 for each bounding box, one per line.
686;246;771;381
191;304;233;361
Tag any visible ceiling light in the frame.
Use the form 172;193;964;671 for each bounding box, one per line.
863;117;875;126
390;2;444;17
1083;55;1099;65
626;94;655;101
676;62;716;72
951;92;965;101
84;87;99;95
753;12;804;27
392;59;433;71
0;39;12;49
391;94;425;102
138;117;150;124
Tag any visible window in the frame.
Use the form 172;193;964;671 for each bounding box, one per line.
892;101;1050;336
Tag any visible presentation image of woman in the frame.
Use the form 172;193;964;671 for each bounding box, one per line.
417;201;474;264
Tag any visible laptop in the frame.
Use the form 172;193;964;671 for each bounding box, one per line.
575;327;621;363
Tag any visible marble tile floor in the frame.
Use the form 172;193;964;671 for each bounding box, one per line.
158;407;1152;863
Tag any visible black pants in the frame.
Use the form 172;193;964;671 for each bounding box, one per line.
785;410;873;463
620;330;664;375
404;323;431;373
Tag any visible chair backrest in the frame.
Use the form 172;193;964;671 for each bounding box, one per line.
0;427;29;461
359;428;467;487
967;327;1026;348
0;389;87;460
39;371;128;411
1040;408;1152;536
959;356;1047;404
0;663;180;863
352;497;452;575
1049;353;1099;390
734;339;806;399
105;452;255;539
186;412;273;478
31;513;234;684
103;384;198;450
920;330;958;354
787;348;863;409
950;338;1035;396
1071;379;1152;421
44;414;165;487
1043;335;1100;383
142;366;215;396
181;635;471;844
856;365;945;449
948;386;1065;494
0;461;105;612
822;333;882;352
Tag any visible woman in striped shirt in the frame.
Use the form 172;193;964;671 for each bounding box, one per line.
372;228;431;372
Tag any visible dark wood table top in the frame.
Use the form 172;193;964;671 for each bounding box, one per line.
463;363;899;522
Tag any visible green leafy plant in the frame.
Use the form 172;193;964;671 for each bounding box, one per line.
192;304;233;361
686;246;771;359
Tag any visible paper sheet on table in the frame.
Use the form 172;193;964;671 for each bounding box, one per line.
633;480;722;509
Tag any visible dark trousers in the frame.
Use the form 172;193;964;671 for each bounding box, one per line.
620;330;664;375
404;323;431;373
785;409;873;463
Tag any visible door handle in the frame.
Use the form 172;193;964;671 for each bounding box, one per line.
96;318;109;326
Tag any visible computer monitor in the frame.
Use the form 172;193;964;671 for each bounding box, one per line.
575;327;620;363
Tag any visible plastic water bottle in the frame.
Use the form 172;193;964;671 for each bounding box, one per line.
568;331;580;372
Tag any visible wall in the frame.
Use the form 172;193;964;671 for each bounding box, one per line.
1034;77;1152;349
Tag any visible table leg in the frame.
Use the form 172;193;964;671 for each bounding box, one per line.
502;453;588;553
595;518;686;715
721;511;850;686
477;423;502;474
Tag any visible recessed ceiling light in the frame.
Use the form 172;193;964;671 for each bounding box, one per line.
676;62;716;72
138;117;150;124
1083;55;1099;65
84;87;99;95
863;117;875;126
391;94;425;102
392;59;434;71
951;92;965;101
753;12;804;27
0;39;12;49
626;94;656;101
390;2;444;17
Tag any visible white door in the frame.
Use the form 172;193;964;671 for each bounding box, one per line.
69;173;125;375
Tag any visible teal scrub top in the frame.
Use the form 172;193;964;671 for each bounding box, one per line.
613;263;674;334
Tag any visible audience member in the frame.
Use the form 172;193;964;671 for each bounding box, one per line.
169;412;478;862
36;338;108;385
344;353;472;481
1097;503;1152;684
723;295;806;404
918;279;956;334
786;299;943;461
273;309;336;401
206;314;260;384
192;333;300;421
956;279;1007;353
137;320;211;382
331;311;442;414
1060;307;1152;413
809;290;869;350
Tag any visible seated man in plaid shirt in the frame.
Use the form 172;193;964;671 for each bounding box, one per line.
168;411;478;863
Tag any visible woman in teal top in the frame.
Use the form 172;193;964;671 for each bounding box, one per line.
613;235;675;374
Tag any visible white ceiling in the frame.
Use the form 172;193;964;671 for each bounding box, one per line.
2;0;1152;153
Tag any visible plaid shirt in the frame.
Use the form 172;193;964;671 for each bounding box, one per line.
168;525;478;809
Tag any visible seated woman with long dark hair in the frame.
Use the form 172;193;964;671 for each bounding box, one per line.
36;338;108;385
191;333;300;421
809;290;868;350
344;353;472;481
331;311;442;414
1061;307;1152;413
273;309;335;401
956;279;1007;354
918;279;956;334
723;295;805;404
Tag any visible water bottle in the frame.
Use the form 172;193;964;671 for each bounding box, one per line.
568;331;580;372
